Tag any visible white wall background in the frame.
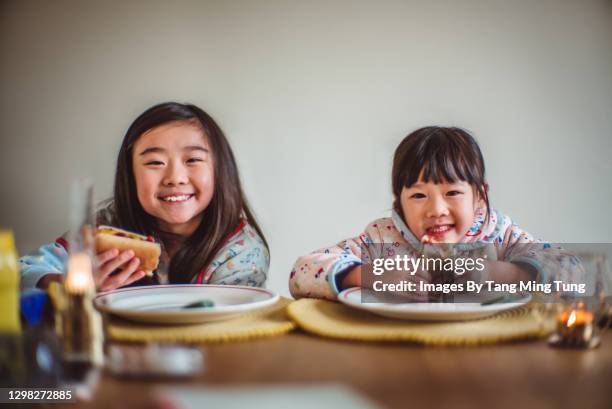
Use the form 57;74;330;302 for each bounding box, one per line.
1;0;611;296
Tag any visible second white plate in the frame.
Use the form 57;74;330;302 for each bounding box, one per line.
338;288;531;321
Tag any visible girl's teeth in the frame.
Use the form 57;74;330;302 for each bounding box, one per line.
431;225;451;233
161;195;191;202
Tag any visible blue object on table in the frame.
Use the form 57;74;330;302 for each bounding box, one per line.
20;289;50;326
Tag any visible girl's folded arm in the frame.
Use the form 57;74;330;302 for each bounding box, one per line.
498;218;584;286
289;239;362;300
19;238;68;291
289;222;385;300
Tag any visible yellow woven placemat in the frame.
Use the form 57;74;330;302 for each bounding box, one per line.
287;298;555;346
106;297;296;343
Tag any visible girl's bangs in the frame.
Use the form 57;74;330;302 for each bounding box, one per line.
402;146;477;188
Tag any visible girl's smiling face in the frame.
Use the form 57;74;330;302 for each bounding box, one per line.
400;177;483;243
132;121;214;237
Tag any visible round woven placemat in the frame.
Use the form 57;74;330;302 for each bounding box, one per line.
106;297;296;343
288;298;554;346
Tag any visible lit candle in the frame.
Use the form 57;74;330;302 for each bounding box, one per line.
57;251;104;366
554;302;595;347
65;252;94;294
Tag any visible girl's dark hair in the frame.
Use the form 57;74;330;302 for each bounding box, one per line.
113;102;268;283
391;126;490;222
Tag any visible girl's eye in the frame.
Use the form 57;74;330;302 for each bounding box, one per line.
186;158;204;165
447;191;463;197
410;193;426;199
144;160;164;166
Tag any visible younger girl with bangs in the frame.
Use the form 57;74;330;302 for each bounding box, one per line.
20;102;269;292
290;126;580;300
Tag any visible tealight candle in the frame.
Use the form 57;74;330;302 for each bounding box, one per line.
549;302;600;349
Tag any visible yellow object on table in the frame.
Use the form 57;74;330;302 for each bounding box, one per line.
288;298;555;346
0;230;21;334
106;297;296;343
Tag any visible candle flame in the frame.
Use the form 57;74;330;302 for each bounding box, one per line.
566;310;576;328
65;252;94;294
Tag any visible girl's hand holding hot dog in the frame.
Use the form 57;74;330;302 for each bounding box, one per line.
95;248;144;292
93;225;161;291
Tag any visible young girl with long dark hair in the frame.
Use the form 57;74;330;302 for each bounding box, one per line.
21;102;269;291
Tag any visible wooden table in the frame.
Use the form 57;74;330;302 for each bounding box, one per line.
61;330;612;409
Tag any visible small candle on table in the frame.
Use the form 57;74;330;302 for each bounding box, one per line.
59;251;104;366
65;252;94;294
555;302;595;347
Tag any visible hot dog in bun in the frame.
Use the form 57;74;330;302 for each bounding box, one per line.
95;225;161;275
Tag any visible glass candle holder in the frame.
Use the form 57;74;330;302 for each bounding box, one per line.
548;301;600;348
548;252;610;349
55;179;104;367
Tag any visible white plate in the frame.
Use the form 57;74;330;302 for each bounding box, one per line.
338;288;531;321
94;284;279;324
